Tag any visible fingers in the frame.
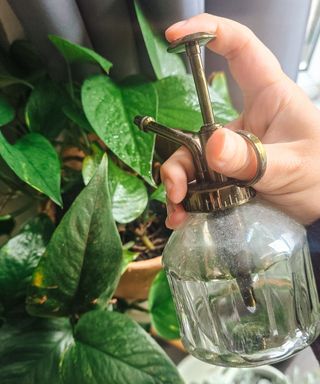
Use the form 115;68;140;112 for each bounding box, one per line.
161;128;304;227
166;14;285;97
165;200;188;229
206;128;304;192
160;146;195;204
206;128;258;181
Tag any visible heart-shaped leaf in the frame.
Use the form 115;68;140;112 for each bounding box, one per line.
134;0;186;80
25;79;69;139
0;95;15;126
0;215;54;311
49;35;112;74
0;132;62;206
82;75;157;185
156;74;238;130
27;155;123;317
149;270;180;340
60;310;183;384
0;317;72;383
155;75;202;132
82;143;104;186
82;146;148;223
108;159;148;224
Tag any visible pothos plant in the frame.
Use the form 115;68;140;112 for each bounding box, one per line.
0;1;238;383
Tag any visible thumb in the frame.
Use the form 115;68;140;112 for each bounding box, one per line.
206;128;301;192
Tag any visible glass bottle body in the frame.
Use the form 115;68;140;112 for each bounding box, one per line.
163;201;320;367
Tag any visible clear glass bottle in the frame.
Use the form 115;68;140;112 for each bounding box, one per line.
163;200;320;366
134;32;320;368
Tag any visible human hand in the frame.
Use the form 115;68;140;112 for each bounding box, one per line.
161;13;320;228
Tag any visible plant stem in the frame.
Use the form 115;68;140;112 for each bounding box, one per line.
141;235;155;250
128;303;149;313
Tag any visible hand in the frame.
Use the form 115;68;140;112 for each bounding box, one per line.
161;13;320;228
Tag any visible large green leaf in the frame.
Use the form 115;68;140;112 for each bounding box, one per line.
0;132;62;205
0;317;72;384
60;310;183;384
134;0;186;80
49;35;112;74
27;156;123;317
156;74;238;131
108;159;148;224
149;270;180;340
209;72;239;124
25;79;69;138
155;75;202;132
0;95;15;126
82;75;157;185
82;145;148;223
81;143;104;186
0;215;54;310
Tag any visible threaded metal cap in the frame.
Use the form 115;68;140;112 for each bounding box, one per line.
183;183;256;212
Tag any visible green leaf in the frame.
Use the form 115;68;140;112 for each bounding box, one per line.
60;310;183;384
213;101;239;125
0;95;15;126
108;159;148;224
210;71;232;104
0;317;72;384
134;0;186;80
82;146;148;223
0;132;62;205
155;75;202;132
82;143;104;186
49;35;112;74
82;75;157;185
25;79;68;139
27;155;123;317
0;75;33;89
62;103;93;133
149;270;180;340
0;215;54;310
150;184;166;204
209;72;239;124
122;247;139;274
156;74;238;130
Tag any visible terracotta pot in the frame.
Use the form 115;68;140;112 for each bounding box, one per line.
115;256;162;301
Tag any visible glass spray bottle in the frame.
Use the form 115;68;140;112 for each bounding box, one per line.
134;33;320;367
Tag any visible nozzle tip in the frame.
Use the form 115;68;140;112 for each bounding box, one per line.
133;116;155;132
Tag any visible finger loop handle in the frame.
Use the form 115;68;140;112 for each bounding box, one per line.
235;130;267;186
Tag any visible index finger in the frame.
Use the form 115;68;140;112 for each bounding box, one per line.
166;13;284;98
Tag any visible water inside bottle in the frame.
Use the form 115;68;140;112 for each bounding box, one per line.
167;244;320;367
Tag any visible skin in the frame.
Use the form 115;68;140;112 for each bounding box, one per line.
161;13;320;229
